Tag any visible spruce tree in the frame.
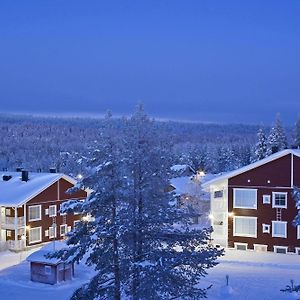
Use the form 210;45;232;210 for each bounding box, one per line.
253;128;267;161
266;115;288;155
54;106;223;300
293;117;300;149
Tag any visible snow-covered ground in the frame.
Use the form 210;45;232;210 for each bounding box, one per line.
0;248;300;299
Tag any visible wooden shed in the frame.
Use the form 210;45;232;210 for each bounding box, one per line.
27;248;74;284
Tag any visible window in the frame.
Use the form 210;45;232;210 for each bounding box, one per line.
5;208;11;216
295;248;300;255
214;190;223;198
44;266;52;275
272;221;287;238
6;230;11;237
234;242;248;250
60;224;67;236
29;227;42;244
233;189;257;209
49;205;57;217
272;192;287;209
254;244;268;252
49;226;57;239
297;225;300;239
28;205;41;221
274;246;288;254
233;216;257;238
262;224;270;233
263;195;271;204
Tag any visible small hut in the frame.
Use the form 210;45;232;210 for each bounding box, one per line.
27;242;74;285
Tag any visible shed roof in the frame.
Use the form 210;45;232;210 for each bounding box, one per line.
0;172;77;207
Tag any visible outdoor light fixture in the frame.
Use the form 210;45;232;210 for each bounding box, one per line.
228;212;234;218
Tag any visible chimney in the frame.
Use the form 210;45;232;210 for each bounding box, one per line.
2;175;12;181
49;168;57;173
21;170;29;182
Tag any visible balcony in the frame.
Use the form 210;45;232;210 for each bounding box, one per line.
1;216;25;229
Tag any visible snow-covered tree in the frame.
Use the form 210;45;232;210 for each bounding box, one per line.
253;128;267;161
293;117;300;149
292;186;300;227
266;115;288;155
54;106;223;300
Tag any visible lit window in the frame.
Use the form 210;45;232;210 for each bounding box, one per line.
28;205;41;221
272;221;287;238
233;189;257;209
233;216;257;238
29;227;42;244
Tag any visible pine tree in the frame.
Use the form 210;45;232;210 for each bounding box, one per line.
253;128;267;161
54;112;126;300
293;117;300;149
266;115;288;156
124;104;223;299
53;106;223;300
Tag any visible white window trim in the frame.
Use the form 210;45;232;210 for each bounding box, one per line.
274;245;288;254
28;205;42;222
263;195;271;204
49;226;57;239
233;188;257;209
59;204;67;216
233;216;257;238
60;224;67;236
295;247;300;255
262;223;270;233
297;225;300;240
49;205;57;217
29;227;42;244
272;221;287;238
254;244;268;252
234;242;248;250
272;192;287;209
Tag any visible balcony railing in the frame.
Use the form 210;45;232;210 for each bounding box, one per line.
1;216;25;228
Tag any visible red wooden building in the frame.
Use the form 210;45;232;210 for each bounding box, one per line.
203;149;300;254
0;170;87;251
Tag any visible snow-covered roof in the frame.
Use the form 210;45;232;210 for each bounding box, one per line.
202;149;300;188
170;173;217;200
0;172;77;207
27;242;68;265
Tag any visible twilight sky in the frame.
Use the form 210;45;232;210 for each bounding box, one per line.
0;0;300;124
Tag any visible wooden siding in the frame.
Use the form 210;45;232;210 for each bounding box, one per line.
227;154;300;252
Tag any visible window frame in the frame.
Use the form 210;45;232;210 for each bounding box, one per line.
48;205;57;217
234;242;248;251
297;225;300;240
263;195;271;204
28;205;42;222
60;224;67;236
254;244;268;252
29;227;42;244
49;225;57;239
262;223;270;233
233;188;257;209
274;245;288;254
272;221;287;238
233;216;257;238
272;192;287;209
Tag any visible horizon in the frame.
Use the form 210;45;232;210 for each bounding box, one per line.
1;1;300;125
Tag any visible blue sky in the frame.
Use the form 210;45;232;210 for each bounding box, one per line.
0;0;300;124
